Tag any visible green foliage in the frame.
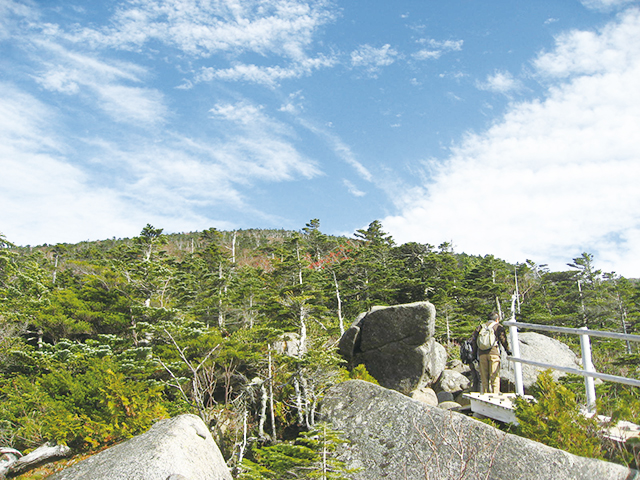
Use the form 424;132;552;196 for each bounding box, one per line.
2;222;640;473
515;371;603;459
592;383;640;469
0;357;168;451
239;422;355;479
337;364;379;385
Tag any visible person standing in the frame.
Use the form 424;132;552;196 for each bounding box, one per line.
473;312;512;394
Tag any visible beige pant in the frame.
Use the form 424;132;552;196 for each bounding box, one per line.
478;353;501;394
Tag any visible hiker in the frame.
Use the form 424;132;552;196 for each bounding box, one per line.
473;312;512;394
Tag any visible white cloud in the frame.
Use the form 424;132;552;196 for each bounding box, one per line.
418;39;463;50
0;84;150;245
22;0;337;89
0;0;36;41
413;50;442;60
0;83;60;151
383;8;640;276
66;0;336;59
31;42;167;124
279;91;305;114
96;84;167;124
295;117;373;182
196;54;335;86
413;38;463;61
476;70;523;95
580;0;636;11
0;81;320;245
534;9;640;78
343;179;366;197
351;44;398;74
208;100;320;180
210;101;266;125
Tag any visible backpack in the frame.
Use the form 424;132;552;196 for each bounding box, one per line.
460;337;476;365
476;321;498;350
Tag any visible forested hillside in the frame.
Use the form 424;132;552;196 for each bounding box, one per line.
1;220;639;476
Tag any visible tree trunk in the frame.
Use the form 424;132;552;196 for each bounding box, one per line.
0;443;71;479
332;271;344;335
268;347;277;441
237;407;248;465
294;374;305;425
258;381;268;440
231;231;237;264
299;306;307;357
577;280;588;327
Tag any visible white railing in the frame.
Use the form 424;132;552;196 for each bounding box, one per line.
503;320;640;414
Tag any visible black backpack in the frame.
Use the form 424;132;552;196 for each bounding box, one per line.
460;337;476;365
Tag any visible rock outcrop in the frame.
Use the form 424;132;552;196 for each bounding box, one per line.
338;301;443;394
321;380;639;480
49;414;232;480
501;331;582;389
436;369;471;393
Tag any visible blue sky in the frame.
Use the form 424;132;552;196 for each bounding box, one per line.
1;0;640;276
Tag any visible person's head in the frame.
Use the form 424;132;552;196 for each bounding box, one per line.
488;312;500;322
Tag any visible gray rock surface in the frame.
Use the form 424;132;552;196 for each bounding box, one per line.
436;390;455;403
446;358;471;374
338;301;439;394
436;369;471;393
321;380;639;480
501;332;582;389
424;338;448;385
437;400;462;410
49;414;232;480
410;386;438;406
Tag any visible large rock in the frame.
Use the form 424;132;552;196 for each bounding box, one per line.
436;369;471;393
410;386;438;406
501;332;582;390
321;380;639;480
338;301;442;394
49;415;232;480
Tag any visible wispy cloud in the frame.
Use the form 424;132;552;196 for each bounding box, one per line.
55;0;338;88
65;0;337;59
196;55;336;86
0;83;149;244
31;41;167;124
0;77;320;245
580;0;636;11
476;70;523;95
0;0;37;41
295;117;373;182
351;44;399;75
413;38;463;61
384;8;640;276
343;179;366;197
208;100;321;181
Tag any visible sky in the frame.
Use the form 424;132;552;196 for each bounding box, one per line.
1;0;640;276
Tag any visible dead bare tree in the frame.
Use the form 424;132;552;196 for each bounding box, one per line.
411;410;504;480
155;329;221;425
0;444;71;479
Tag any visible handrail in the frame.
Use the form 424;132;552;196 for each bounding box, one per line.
503;319;639;413
503;321;640;343
507;356;640;388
